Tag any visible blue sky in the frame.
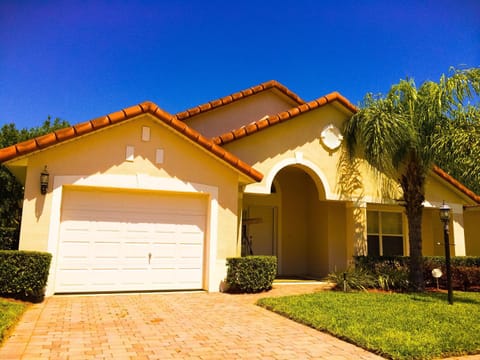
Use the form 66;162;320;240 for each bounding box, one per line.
1;0;479;129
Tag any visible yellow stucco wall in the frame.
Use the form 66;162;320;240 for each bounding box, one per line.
224;105;349;199
422;207;445;256
16;114;242;264
464;208;480;255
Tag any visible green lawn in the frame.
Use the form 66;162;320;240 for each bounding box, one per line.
0;298;28;344
257;291;480;360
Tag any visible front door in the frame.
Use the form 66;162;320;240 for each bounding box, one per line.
244;206;277;256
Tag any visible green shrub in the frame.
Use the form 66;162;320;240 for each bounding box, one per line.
327;267;376;291
0;250;51;303
356;256;480;291
0;227;19;250
226;256;277;293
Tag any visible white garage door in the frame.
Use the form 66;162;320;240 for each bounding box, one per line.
56;188;206;293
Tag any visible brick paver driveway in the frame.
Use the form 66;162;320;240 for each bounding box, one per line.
1;284;384;359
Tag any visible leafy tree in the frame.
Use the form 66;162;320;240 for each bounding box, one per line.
0;117;69;249
343;67;480;292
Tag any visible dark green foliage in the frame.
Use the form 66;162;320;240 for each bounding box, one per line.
327;267;376;291
0;117;69;249
352;256;480;291
226;256;277;293
0;228;19;250
423;256;480;291
0;251;52;303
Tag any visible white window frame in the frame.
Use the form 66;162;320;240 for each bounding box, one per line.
367;209;406;256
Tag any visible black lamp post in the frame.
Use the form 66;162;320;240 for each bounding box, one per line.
439;202;453;305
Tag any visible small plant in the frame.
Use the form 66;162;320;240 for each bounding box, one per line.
372;260;409;291
327;267;376;291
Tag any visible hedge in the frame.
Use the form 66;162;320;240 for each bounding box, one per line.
0;250;52;302
226;256;277;293
354;256;480;291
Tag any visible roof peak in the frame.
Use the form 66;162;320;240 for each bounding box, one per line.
175;80;305;121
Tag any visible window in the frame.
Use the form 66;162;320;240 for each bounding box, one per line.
367;211;404;256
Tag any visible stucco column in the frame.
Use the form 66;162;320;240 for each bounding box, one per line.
346;201;367;261
451;204;466;256
237;187;245;257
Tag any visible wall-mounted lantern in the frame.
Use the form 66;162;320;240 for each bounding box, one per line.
40;166;49;195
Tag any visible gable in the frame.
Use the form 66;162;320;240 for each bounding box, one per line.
177;80;305;138
213;92;357;146
17;114;251;190
0;101;263;184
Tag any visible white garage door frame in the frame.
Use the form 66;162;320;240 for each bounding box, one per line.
46;174;219;296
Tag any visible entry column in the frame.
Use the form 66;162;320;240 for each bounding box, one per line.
346;201;367;262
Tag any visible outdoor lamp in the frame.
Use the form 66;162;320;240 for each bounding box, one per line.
439;201;453;305
439;202;451;223
40;166;49;195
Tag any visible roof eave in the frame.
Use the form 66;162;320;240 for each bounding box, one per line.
432;165;480;204
0;101;263;183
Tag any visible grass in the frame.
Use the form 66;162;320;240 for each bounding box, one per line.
257;291;480;360
0;298;28;344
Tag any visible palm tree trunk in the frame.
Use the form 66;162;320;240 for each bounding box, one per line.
400;158;426;292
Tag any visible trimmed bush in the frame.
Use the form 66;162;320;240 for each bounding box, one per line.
226;256;277;293
0;250;52;302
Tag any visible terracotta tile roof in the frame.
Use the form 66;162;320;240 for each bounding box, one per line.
0;102;263;182
212;91;358;146
433;166;480;204
175;80;305;121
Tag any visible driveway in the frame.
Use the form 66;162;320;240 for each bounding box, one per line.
0;284;385;359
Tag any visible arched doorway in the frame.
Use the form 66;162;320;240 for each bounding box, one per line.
243;164;334;278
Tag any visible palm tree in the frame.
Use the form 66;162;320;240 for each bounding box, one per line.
433;104;480;195
343;67;480;292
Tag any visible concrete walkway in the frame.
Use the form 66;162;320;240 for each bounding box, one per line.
0;283;478;359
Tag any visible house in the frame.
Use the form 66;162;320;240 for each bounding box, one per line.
1;80;479;296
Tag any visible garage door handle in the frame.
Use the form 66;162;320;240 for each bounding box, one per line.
148;252;152;264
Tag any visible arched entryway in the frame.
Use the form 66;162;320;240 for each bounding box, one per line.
243;164;342;279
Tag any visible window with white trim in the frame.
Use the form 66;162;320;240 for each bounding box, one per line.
367;211;404;256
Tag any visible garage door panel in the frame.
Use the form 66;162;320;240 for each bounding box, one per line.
57;189;206;293
178;244;203;258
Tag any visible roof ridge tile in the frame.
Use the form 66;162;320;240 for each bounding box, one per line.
175;80;305;121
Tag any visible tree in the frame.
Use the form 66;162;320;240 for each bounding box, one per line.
343;67;480;292
0;117;69;249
